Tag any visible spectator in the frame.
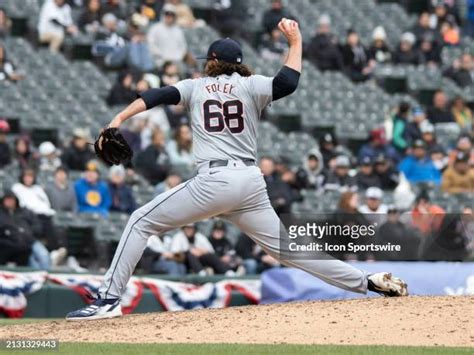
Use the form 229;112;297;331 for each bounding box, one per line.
61;128;95;171
441;151;474;194
171;224;230;275
78;0;103;34
107;72;136;106
431;2;457;28
448;135;474;166
406;107;428;143
306;15;343;71
0;119;11;168
440;20;460;45
91;13;126;57
209;220;244;274
102;0;127;21
430;146;448;173
392;102;411;154
358;128;399;164
166;124;193;167
332;191;370;260
210;0;247;38
324;155;357;192
368;26;391;64
38;0;78;52
398;139;441;185
45;166;77;212
38;141;61;172
262;0;296;35
451;96;473;130
0;191;50;270
0;45;23;82
11;169;63;250
0;8;11;38
444;54;474;89
319;132;341;168
411;190;445;236
13;136;38;170
74;161;112;217
341;29;373;82
260;157;294;215
155;173;182;195
147;4;187;68
234;234;258;274
108;165;136;214
358;187;388;225
420;212;470;261
134;128;171;185
295;149;325;191
419;122;441;153
374;154;400;190
235;233;279;273
139;0;163;22
106;23;154;72
426;90;455;124
412;11;440;45
356;156;381;190
375;206;421;260
168;0;199;28
393;32;423;65
260;27;288;62
418;33;442;66
142;234;186;275
160;61;181;87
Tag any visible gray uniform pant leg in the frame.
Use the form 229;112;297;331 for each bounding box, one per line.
224;208;368;294
99;177;218;298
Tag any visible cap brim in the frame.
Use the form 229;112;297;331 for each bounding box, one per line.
196;55;210;60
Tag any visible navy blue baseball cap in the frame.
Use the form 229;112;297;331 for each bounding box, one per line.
196;38;243;64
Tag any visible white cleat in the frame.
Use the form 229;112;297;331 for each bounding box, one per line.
368;272;408;297
66;298;122;321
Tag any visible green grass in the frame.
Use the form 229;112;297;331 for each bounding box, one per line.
0;343;471;354
0;318;53;326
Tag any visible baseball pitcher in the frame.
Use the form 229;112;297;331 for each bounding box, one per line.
67;19;407;321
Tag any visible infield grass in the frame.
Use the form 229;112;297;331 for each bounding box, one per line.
0;343;471;354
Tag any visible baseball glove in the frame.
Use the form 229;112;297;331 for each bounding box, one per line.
94;127;133;166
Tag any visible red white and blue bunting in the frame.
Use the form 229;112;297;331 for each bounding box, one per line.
0;271;261;318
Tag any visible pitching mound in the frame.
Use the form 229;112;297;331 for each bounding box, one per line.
3;296;473;347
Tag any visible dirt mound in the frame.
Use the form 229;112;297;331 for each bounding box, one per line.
3;296;473;347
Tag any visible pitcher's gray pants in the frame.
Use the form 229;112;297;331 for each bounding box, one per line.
99;162;368;299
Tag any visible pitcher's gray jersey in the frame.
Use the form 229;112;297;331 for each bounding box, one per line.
173;73;273;163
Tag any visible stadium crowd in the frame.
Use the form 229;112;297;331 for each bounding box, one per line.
0;0;473;275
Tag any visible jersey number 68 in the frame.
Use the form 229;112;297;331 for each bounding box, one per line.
203;99;244;134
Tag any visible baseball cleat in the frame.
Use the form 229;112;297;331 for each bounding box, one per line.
367;272;408;297
66;297;122;321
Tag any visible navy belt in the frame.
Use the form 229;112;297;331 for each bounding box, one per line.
209;159;256;168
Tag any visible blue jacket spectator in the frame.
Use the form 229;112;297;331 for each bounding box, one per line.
398;140;441;185
108;165;136;215
75;162;112;217
358;128;399;164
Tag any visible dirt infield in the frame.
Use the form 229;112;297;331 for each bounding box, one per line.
2;296;473;347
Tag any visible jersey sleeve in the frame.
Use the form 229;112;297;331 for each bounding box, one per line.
173;79;195;107
248;75;273;111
